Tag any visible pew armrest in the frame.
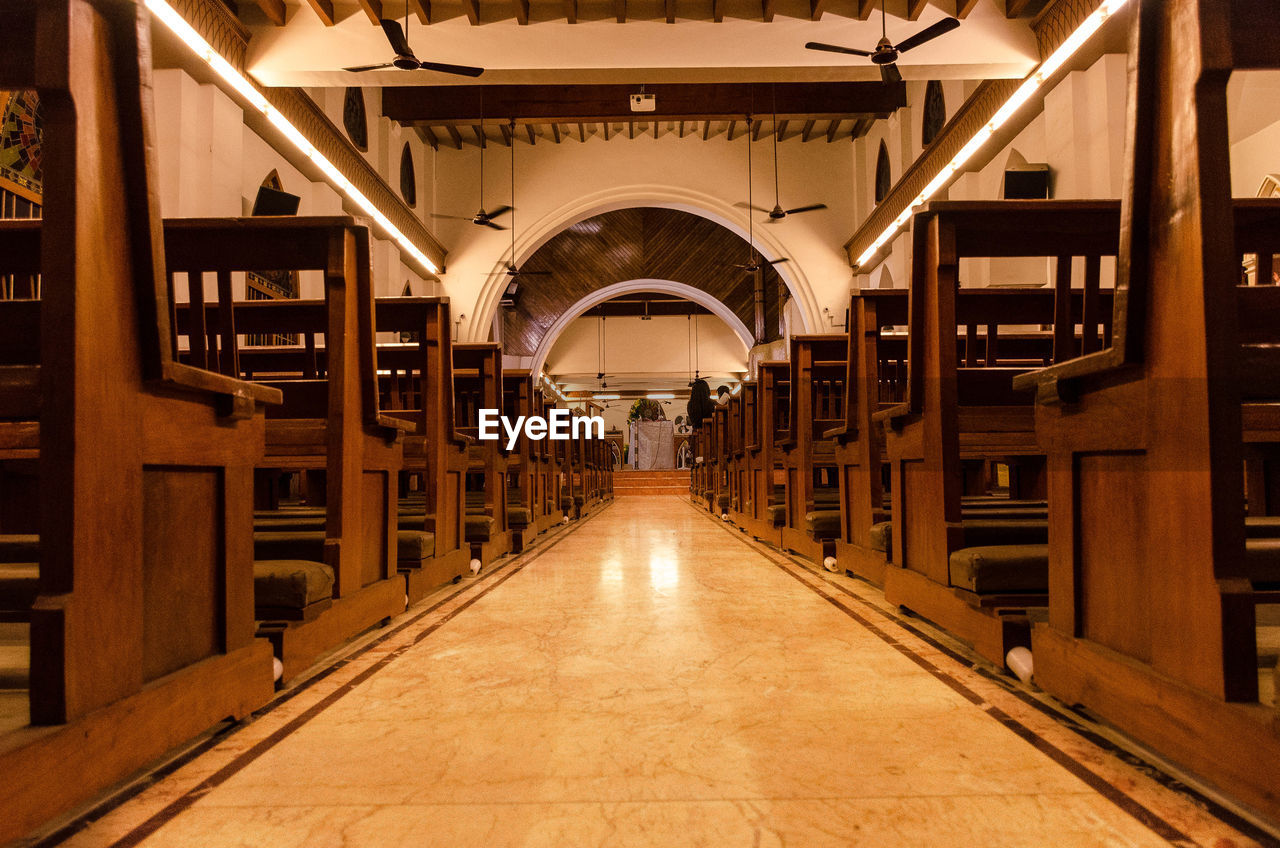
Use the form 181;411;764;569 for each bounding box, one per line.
822;423;851;440
1010;349;1129;404
155;361;283;418
872;402;912;429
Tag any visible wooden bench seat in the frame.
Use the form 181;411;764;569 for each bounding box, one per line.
253;560;335;622
878;200;1121;667
170;219;409;682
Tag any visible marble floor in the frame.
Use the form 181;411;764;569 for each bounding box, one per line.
52;497;1274;847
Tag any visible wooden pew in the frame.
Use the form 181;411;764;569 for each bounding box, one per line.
725;392;746;518
1009;0;1280;818
734;363;790;546
0;3;278;841
707;403;730;516
875;201;1120;666
825;291;909;584
373;297;471;602
169;219;409;680
453;343;512;564
502;369;539;552
727;382;759;529
779;335;849;566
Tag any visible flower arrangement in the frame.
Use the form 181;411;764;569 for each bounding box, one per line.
628;398;666;422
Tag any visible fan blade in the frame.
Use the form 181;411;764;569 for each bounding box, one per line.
343;62;396;73
733;201;774;214
516;269;553;276
418;61;485;78
784;203;827;215
481;221;507;231
485;205;513;219
895;17;960;53
804;41;874;57
764;257;791;266
430;212;475;221
880;63;903;85
379;18;414;57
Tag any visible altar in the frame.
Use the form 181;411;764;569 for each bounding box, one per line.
628;419;676;470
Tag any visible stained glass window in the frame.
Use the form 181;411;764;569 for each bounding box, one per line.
0;90;43;216
922;81;946;148
875;141;891;204
400;142;416;206
344;87;368;152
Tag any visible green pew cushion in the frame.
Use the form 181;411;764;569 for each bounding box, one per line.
507;506;532;528
804;510;841;540
254;530;325;562
960;519;1048;548
0;562;39;610
869;521;892;557
948;544;1049;594
465;514;496;542
254;559;334;609
0;534;40;563
765;504;786;525
397;530;435;561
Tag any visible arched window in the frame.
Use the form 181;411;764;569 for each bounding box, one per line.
922;80;946;148
874;141;891;204
343;87;368;151
400;143;416;206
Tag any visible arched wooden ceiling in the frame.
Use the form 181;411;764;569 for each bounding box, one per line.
502;207;784;356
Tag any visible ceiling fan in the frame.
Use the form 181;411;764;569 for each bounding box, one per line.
494;121;551;293
431;107;511;231
804;0;960;85
736;87;827;224
344;2;484;77
733;122;791;274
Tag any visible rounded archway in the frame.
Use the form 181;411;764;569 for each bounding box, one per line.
530;280;754;378
469;186;821;342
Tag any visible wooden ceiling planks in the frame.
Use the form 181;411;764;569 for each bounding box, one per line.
502;207;784;355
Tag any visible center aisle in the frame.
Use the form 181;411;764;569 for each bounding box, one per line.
60;497;1261;847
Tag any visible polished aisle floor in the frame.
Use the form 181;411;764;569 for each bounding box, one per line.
56;497;1269;847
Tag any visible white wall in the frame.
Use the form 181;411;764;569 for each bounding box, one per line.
430;130;859;344
152;69;434;302
544;313;748;388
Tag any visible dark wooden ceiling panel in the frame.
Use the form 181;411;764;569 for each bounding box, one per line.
503;207;782;355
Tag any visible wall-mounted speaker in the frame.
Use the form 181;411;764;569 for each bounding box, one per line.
1003;164;1051;200
251;185;301;216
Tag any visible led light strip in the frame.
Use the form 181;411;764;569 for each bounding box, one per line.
145;0;440;275
855;0;1129;269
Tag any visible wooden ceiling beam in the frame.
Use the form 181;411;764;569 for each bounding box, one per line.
526;124;537;145
253;0;287;25
473;124;486;147
551;123;562;143
775;119;788;140
855;0;876;19
702;120;713;140
1005;0;1038;16
851;116;875;139
906;0;927;20
809;0;827;20
384;82;904;126
499;122;512;146
446;125;464;150
761;0;776;22
801;118;816;142
956;0;980;16
604;123;612;141
751;119;763;141
665;0;676;22
355;0;382;25
712;0;723;22
303;0;335;25
826;119;841;142
415;126;438;151
726;120;738;141
615;0;626;22
578;123;587;142
462;0;480;25
512;0;530;24
565;0;577;22
406;0;430;23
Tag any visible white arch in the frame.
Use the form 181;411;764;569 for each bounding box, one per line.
469;184;821;342
530;279;755;379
